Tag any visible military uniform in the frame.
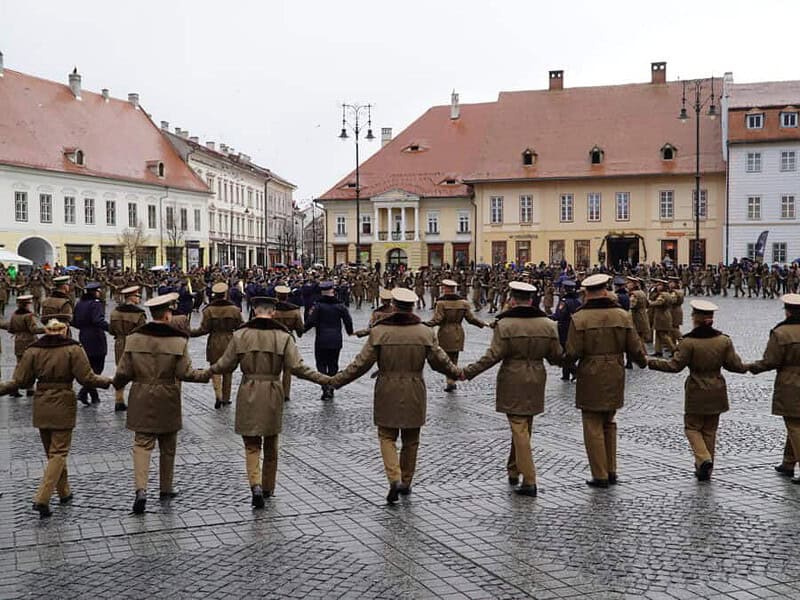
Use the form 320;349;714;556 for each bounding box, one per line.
649;286;676;356
72;284;109;404
41;284;74;335
304;283;353;400
4;296;44;396
109;287;147;410
628;280;651;347
271;287;305;402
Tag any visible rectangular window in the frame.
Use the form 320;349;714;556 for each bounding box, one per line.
773;242;787;264
457;212;470;233
747;196;761;220
85;198;95;225
491;241;507;264
105;200;116;226
575;239;591;267
587;192;601;222
64;196;75;224
781;112;798;128
39;193;52;223
659;190;674;220
490;196;503;224
194;208;201;231
781;151;797;172
746;113;764;129
147;205;157;229
746;152;762;173
336;215;346;236
746;243;756;260
14;191;28;222
427;212;439;234
549;240;565;265
165;206;175;230
615;192;630;221
516;240;531;264
782;195;796;219
559;194;574;222
692;189;708;219
519;195;532;224
180;208;188;231
128;203;137;227
361;215;371;235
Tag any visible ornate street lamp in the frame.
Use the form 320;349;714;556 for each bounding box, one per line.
339;103;375;265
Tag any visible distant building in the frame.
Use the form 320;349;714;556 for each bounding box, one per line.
0;56;210;269
299;202;325;265
722;77;800;263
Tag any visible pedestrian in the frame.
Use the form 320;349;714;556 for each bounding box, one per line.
108;285;147;412
304;280;353;400
112;293;212;514
648;300;747;480
271;285;305;402
72;282;109;405
649;279;676;357
551;279;581;381
462;281;562;497
3;295;44;397
330;288;460;503
41;275;74;334
565;273;647;488
209;296;330;508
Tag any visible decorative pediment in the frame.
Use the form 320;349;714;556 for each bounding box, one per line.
370;188;420;203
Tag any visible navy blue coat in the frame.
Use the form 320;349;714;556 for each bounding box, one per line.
551;293;581;345
229;286;244;310
177;286;194;315
73;295;109;357
304;296;353;349
616;289;630;311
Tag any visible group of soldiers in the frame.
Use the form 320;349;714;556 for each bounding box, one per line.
3;257;800;520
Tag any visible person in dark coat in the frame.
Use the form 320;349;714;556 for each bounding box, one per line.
72;282;109;405
551;280;581;381
301;279;317;320
304;281;353;400
229;281;244;310
614;277;630;311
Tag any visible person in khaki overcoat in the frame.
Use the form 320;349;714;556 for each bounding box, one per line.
190;283;243;409
748;293;800;482
0;319;112;518
425;279;485;392
627;277;651;349
649;280;676;357
209;296;330;508
648;300;747;480
41;275;74;333
2;295;45;397
109;285;147;412
565;273;647;488
462;281;563;497
271;285;305;403
668;279;685;344
112;292;211;515
354;288;394;338
330;288;461;504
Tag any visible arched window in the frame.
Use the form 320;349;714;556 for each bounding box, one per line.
387;248;408;265
157;162;165;177
522;148;537;166
75;150;84;165
661;144;677;161
590;146;604;165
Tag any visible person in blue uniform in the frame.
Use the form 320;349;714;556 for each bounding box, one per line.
229;281;244;311
72;282;109;404
304;281;354;400
614;276;630;310
551;280;581;381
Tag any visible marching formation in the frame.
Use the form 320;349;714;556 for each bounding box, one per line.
1;261;799;520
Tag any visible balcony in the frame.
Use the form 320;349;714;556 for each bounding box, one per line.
378;230;417;241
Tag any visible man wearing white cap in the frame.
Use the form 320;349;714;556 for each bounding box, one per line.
271;285;305;402
648;300;747;481
330;288;460;504
749;293;800;482
462;281;563;497
354;288;394;337
3;295;44;397
109;286;147;411
425;279;485;392
565;273;647;488
41;275;74;335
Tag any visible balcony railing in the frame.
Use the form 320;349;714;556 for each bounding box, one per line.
378;230;418;241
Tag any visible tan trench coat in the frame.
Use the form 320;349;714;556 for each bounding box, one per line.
190;299;243;363
109;304;147;362
649;292;673;331
425;294;485;352
272;302;304;337
629;289;651;341
749;319;800;417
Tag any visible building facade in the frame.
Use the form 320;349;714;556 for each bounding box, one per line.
0;60;210;269
723;78;800;263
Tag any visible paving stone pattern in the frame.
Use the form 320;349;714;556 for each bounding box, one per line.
2;296;800;598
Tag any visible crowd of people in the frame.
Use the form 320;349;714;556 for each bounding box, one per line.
1;257;799;519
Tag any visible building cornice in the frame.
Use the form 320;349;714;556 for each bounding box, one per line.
463;170;726;185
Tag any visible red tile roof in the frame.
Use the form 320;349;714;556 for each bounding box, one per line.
467;80;725;182
0;69;209;193
319;102;494;201
729;80;800;109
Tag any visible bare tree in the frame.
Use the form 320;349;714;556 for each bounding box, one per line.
117;221;149;270
165;207;185;268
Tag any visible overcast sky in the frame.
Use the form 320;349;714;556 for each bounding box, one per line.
3;0;799;203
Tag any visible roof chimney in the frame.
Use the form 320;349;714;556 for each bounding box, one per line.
180;129;189;139
0;52;4;78
69;67;82;100
160;120;169;130
548;70;564;91
450;90;460;120
128;92;139;109
206;141;216;151
220;143;228;153
189;136;199;143
381;127;393;148
651;62;667;84
101;88;109;101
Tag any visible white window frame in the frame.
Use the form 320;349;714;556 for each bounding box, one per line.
490;196;504;224
519;195;532;224
587;192;601;222
194;208;201;232
128;202;137;228
559;194;574;223
39;193;52;224
747;196;762;220
165;206;175;230
85;198;95;225
457;211;470;233
335;215;347;236
692;189;708;219
746;152;762;173
780;151;797;172
782;195;796;219
15;191;28;222
746;243;756;260
781;112;798;128
746;113;764;129
180;208;188;231
64;196;75;224
773;242;787;264
105;200;116;226
615;192;630;221
426;211;439;234
147;204;157;229
361;214;371;235
659;190;674;220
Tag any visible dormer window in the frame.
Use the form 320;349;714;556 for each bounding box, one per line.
746;113;764;129
661;144;677;161
147;160;166;178
590;146;604;165
522;148;537;166
440;175;459;186
345;182;357;189
402;142;428;153
64;148;85;166
781;111;798;128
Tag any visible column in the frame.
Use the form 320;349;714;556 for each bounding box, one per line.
374;204;379;240
414;206;419;241
401;206;406;240
388;206;393;240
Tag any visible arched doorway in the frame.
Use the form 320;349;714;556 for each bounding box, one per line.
18;236;54;267
387;248;408;267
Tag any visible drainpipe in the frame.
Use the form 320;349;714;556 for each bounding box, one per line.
724;141;730;264
471;194;478;265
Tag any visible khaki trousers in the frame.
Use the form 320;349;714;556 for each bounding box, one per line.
446;352;459;386
243;435;278;492
781;416;800;467
507;415;536;485
35;429;72;504
211;373;233;402
684;413;720;468
133;432;177;492
654;330;676;354
581;410;617;480
378;426;420;484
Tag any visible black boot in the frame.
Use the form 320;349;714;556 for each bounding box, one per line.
386;481;400;504
251;485;265;508
33;502;52;519
514;484;538;497
89;389;100;404
132;489;147;514
586;478;610;488
78;388;89;406
114;403;127;412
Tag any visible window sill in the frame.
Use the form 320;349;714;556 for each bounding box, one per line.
615;218;631;222
490;222;503;227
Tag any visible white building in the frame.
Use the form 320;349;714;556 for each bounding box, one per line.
723;76;800;264
166;129;296;268
0;56;211;269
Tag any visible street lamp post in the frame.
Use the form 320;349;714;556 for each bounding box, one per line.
679;77;718;267
338;103;375;266
228;206;234;269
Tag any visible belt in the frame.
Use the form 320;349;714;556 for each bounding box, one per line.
36;382;72;390
243;374;280;382
142;378;177;385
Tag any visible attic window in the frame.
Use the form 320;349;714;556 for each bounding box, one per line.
158;162;165;177
661;144;677;161
345;182;358;188
402;142;427;153
522;149;537;166
590;146;604;165
75;150;85;166
146;160;166;178
442;178;458;185
65;148;85;166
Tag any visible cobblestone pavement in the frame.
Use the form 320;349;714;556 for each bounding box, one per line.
2;296;800;599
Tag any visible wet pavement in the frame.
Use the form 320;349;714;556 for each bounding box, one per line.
2;295;799;599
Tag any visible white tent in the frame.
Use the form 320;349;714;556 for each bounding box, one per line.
0;249;33;266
